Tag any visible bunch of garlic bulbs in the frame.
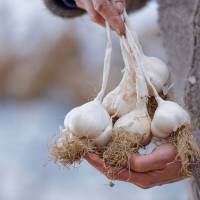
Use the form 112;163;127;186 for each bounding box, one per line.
51;11;199;174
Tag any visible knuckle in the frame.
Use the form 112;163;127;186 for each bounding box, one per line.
130;158;143;172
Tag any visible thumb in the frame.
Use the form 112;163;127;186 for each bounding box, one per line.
129;143;177;172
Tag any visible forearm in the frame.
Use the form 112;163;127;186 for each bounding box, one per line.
43;0;148;18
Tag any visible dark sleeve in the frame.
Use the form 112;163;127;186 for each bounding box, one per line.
43;0;149;18
43;0;85;18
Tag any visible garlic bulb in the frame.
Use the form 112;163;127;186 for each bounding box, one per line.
114;108;151;145
151;98;190;138
142;56;169;93
64;99;112;146
62;22;113;146
142;59;191;139
102;69;137;117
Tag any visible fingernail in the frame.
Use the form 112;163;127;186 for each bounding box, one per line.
116;2;124;14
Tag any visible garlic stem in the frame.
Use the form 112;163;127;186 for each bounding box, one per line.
122;11;144;57
122;11;164;105
123;11;144;58
120;36;135;76
141;65;166;106
96;22;112;102
120;22;148;110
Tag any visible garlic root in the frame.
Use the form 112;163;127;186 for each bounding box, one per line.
50;130;95;167
103;109;152;171
103;132;141;171
168;125;200;176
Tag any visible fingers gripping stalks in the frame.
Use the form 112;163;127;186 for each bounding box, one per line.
75;0;126;34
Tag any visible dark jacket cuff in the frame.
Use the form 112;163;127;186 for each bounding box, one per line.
43;0;148;18
43;0;85;18
62;0;78;9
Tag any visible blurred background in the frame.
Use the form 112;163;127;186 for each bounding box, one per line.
0;0;191;199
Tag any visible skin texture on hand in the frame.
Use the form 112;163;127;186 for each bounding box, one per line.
85;143;188;189
74;0;126;35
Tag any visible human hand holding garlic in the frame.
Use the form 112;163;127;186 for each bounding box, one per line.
85;143;187;188
74;0;126;35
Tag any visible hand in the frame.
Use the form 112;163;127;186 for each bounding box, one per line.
85;143;188;189
74;0;126;35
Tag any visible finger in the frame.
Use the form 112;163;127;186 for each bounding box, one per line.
113;170;158;189
85;153;150;188
85;154;184;189
112;0;126;14
75;0;84;8
140;161;183;187
85;153;107;173
129;143;177;172
85;153;130;180
93;0;125;35
77;0;105;27
113;161;183;189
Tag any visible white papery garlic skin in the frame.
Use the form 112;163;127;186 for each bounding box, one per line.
64;99;112;146
142;56;169;93
113;109;151;145
56;130;74;148
103;70;137;118
151;99;191;139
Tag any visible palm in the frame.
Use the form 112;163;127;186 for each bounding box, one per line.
85;143;187;188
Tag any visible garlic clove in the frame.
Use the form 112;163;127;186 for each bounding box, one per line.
94;119;113;146
142;56;169;93
151;99;191;138
103;87;137;117
113;109;151;146
64;100;112;142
